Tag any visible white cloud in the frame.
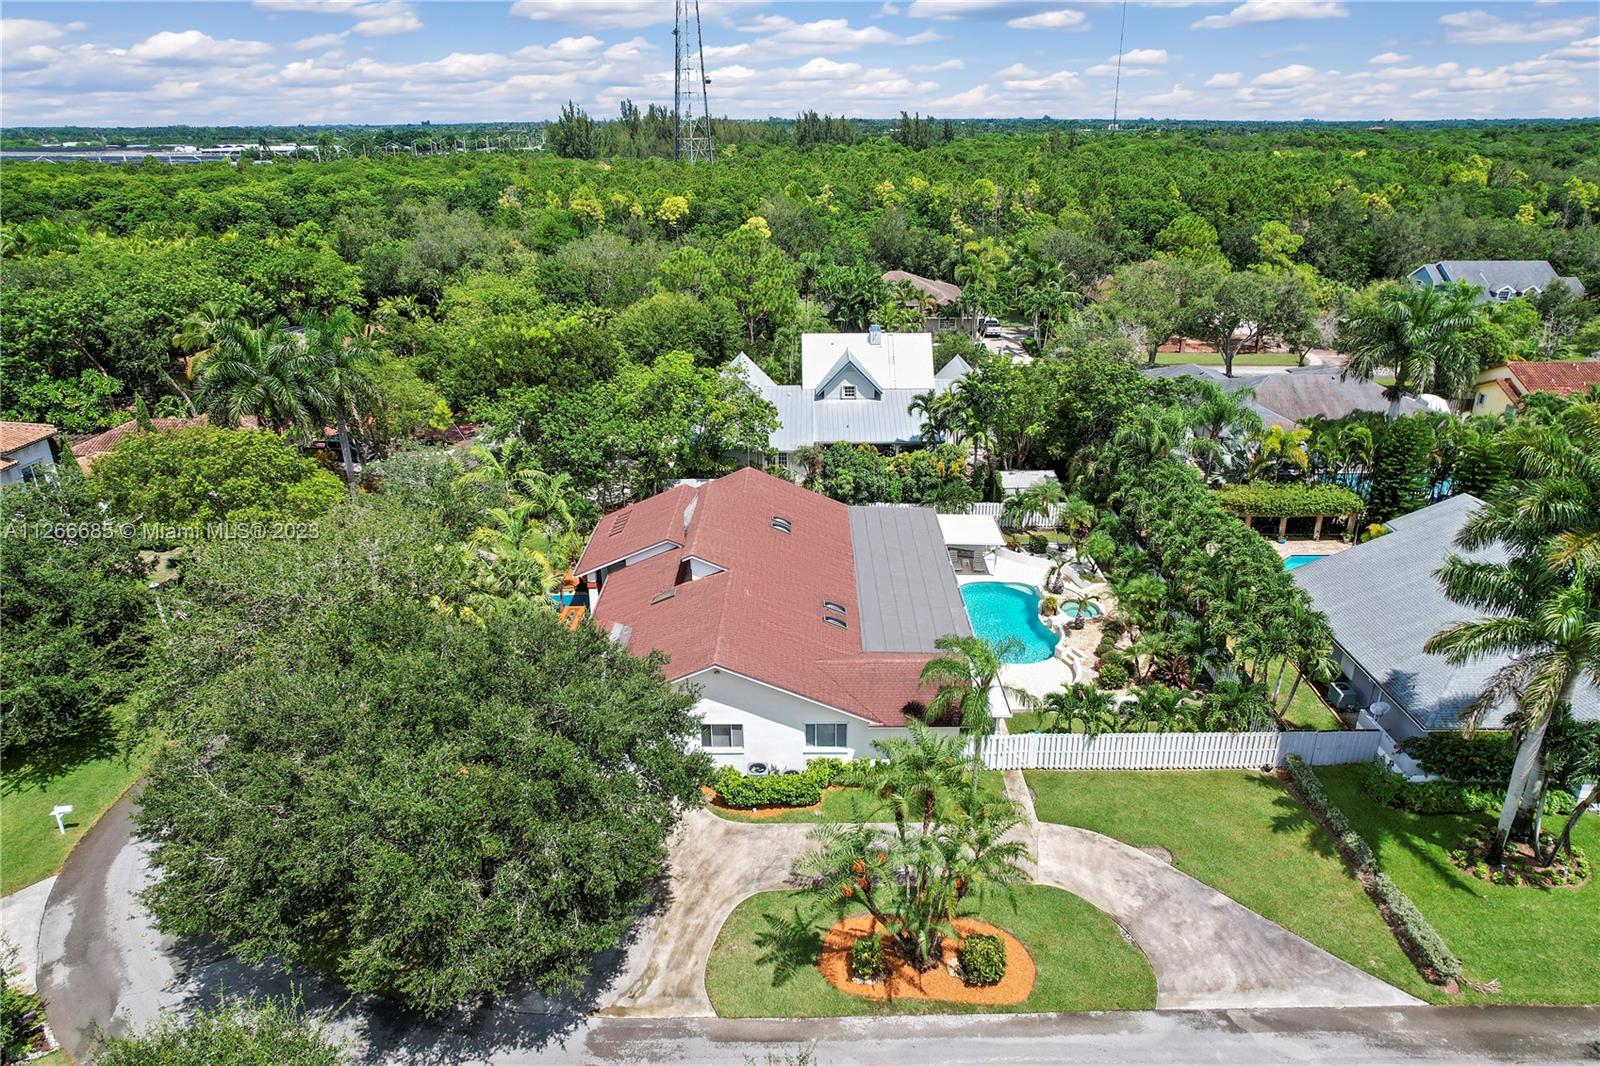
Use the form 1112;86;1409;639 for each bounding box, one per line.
1439;9;1597;45
793;56;863;80
1193;1;1347;30
1369;52;1408;65
1548;36;1599;60
878;1;902;14
933;83;989;108
293;32;347;50
255;1;421;36
1253;63;1316;86
1001;68;1081;92
907;0;1013;19
128;30;274;61
1205;70;1242;87
0;18;72;50
910;57;965;73
1138;83;1196;105
1007;9;1089;31
508;0;672;27
1086;47;1169;75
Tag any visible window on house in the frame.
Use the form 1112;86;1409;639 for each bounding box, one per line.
841;384;857;399
772;516;792;534
806;723;847;749
1476;393;1486;406
701;724;744;749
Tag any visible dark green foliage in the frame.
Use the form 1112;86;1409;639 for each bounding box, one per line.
1213;482;1364;519
1094;661;1129;690
134;500;710;1014
548;100;598;159
957;932;1007;987
0;475;151;754
1357;761;1575;817
1366;416;1433;522
712;759;847;809
1;944;45;1064
1396;732;1515;783
90;997;348;1066
1451;430;1512;499
88;426;345;527
848;934;888;982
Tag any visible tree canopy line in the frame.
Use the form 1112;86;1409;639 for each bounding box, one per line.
1;123;1598;1030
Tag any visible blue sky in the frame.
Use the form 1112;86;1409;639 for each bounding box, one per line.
2;1;1596;126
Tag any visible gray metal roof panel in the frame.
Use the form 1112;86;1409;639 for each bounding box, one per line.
1292;494;1599;730
848;505;972;652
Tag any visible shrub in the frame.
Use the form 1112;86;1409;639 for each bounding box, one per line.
1358;760;1575;817
1095;661;1128;690
1094;633;1118;658
1;940;45;1065
1286;757;1460;982
958;933;1007;987
1212;482;1364;519
1396;732;1514;783
848;934;888;982
711;759;848;809
1040;594;1060;615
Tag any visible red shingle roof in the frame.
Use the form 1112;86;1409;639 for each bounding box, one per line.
0;421;57;455
71;415;260;473
1505;360;1600;398
581;468;944;727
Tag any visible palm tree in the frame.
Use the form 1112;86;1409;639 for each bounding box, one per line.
172;300;241;381
1125;683;1195;733
1113;404;1190;462
1001;478;1065;531
1185;381;1263;479
919;635;1038;769
1056;496;1095;549
908;389;961;444
865;722;971;833
513;468;578;536
1341;281;1479;418
196;317;325;438
300;308;380;494
1247;425;1313;481
466;499;560;607
1038;683;1117;735
1069;592;1100;631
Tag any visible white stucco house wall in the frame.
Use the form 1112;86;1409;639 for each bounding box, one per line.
0;422;59;485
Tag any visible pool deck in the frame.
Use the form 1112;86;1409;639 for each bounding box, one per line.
1268;538;1351;561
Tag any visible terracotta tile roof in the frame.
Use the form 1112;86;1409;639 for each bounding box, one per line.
580;468;949;727
0;421;57;454
1505;360;1600;398
71;415;261;473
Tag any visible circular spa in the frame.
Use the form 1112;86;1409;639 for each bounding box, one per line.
958;581;1060;663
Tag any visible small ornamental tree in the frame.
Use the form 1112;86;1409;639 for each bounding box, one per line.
135;500;709;1014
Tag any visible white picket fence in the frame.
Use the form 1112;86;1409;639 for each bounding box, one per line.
968;501;1067;530
977;728;1380;771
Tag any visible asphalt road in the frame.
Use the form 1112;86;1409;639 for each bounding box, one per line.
39;792;1600;1065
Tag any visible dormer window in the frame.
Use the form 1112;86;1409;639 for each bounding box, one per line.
841;384;857;399
772;516;792;534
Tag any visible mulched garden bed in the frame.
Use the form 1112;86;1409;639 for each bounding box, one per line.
700;784;839;818
817;915;1036;1005
1449;825;1592;889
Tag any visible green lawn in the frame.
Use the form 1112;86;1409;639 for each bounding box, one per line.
1;733;150;895
706;885;1156;1017
1025;769;1435;1001
708;773;1006;824
1316;765;1600;1005
1267;659;1345;731
1152;351;1302;367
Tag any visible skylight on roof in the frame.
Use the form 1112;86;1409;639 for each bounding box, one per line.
823;600;846;615
822;616;847;630
772;516;792;534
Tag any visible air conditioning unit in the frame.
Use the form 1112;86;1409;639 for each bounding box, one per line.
1326;681;1360;710
745;761;773;776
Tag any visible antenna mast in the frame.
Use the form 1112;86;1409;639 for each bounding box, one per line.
673;0;714;162
1111;0;1127;131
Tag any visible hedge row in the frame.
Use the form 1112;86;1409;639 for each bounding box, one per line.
710;758;848;809
1212;481;1366;519
1359;761;1576;817
1395;732;1515;783
1286;756;1461;983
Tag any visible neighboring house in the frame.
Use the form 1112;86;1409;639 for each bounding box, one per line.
0;422;59;485
1471;360;1600;416
730;328;968;471
1410;260;1585;304
1146;364;1423;425
71;415;212;474
882;270;964;331
998;470;1059;496
573;467;975;770
1291;494;1599;743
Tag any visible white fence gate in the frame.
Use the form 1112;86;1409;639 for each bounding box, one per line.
977;729;1380;771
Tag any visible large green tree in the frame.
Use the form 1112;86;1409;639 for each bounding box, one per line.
1340;281;1480;416
135;500;710;1013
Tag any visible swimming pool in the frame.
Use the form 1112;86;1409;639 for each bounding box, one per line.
1060;601;1103;619
958;582;1060;663
1283;554;1327;571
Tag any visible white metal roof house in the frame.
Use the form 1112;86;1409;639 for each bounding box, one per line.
1410;260;1585;304
1291;495;1599;744
730;328;969;467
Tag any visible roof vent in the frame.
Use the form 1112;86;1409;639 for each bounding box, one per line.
823;616;847;630
823;600;847;615
867;323;883;345
772;516;792;534
609;510;632;536
650;588;676;605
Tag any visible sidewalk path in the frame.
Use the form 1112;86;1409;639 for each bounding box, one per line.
0;876;56;993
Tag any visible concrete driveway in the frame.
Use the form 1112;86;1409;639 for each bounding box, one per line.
1035;822;1421;1010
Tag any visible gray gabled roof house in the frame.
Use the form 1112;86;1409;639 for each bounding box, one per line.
1291;494;1599;741
1146;364;1422;426
1410;260;1585;304
730;330;968;458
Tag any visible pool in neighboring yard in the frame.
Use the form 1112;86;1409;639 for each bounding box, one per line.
1283;554;1327;571
959;581;1059;663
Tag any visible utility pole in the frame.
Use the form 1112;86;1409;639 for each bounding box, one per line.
672;0;714;163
